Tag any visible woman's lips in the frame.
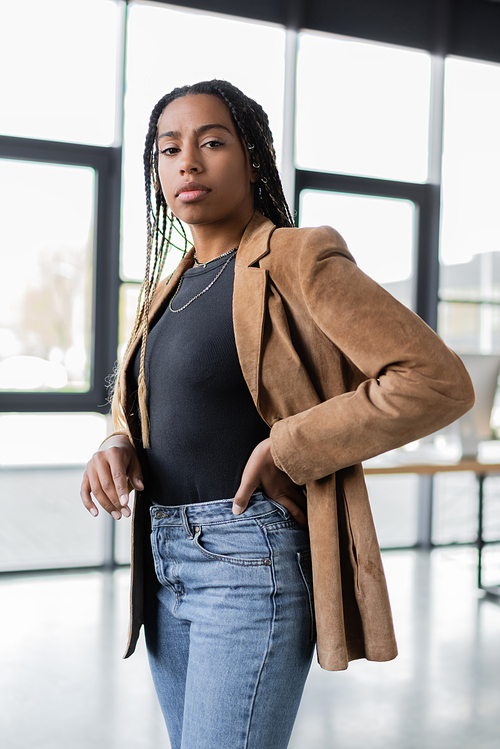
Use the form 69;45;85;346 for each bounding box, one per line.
177;190;209;202
176;182;211;202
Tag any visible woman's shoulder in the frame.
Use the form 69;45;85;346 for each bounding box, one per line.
269;223;356;265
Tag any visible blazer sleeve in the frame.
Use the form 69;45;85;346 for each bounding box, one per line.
269;227;475;485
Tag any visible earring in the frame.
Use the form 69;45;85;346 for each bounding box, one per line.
252;161;260;169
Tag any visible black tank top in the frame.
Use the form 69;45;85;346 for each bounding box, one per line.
133;252;270;505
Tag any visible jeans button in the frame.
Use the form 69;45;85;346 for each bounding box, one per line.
264;558;272;566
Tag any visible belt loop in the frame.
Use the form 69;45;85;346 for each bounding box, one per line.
273;501;289;519
181;507;194;538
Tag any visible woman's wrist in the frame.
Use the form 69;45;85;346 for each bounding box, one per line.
98;432;133;451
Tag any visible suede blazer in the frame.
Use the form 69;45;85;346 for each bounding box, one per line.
115;211;474;671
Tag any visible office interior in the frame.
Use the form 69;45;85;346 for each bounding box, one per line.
1;1;500;747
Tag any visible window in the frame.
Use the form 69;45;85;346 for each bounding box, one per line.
0;413;108;571
0;160;95;393
296;32;431;183
2;2;500;571
299;190;415;308
0;0;119;146
438;57;500;355
121;2;286;284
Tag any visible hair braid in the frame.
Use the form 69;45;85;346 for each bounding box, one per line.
116;80;294;446
211;84;294;228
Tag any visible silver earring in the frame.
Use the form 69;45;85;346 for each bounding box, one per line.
252;161;260;169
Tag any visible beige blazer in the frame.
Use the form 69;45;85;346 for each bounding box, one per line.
115;211;474;670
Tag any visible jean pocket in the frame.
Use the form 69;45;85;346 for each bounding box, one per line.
192;522;272;567
297;549;316;642
150;529;176;590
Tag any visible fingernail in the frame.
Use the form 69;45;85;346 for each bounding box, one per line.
90;507;98;517
111;511;121;520
136;479;144;490
120;494;129;507
232;505;243;515
121;506;131;518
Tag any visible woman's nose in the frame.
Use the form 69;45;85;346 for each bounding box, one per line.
179;145;201;173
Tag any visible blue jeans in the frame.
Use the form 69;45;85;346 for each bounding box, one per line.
145;492;316;749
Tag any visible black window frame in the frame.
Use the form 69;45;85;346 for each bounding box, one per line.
295;171;440;330
0;135;121;413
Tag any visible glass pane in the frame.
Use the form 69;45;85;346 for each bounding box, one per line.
439;57;500;355
484;477;500;544
118;283;142;363
0;160;94;392
432;472;478;545
480;545;500;588
365;475;419;548
121;2;286;281
0;466;105;571
0;0;118;145
0;413;108;571
299;190;415;308
437;301;500;354
296;33;431;182
0;413;107;466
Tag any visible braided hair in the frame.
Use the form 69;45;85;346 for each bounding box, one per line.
116;80;294;446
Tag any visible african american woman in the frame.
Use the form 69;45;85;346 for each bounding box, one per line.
81;80;474;749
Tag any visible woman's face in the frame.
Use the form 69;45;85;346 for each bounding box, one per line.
156;94;258;229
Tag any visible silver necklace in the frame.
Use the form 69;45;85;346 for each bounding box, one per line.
169;248;237;313
193;246;237;268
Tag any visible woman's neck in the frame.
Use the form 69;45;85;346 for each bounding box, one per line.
189;209;254;264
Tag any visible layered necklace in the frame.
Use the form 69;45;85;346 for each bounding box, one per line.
168;247;238;313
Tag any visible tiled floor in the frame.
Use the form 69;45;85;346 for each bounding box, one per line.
1;548;499;749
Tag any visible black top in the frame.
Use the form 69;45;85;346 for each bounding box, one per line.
133;251;270;506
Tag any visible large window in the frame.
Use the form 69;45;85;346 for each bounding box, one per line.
0;0;119;146
121;2;286;285
2;1;500;569
299;190;416;309
296;33;431;183
0;412;108;571
438;56;500;355
0;160;95;393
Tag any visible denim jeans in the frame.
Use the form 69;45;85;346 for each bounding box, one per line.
145;492;316;749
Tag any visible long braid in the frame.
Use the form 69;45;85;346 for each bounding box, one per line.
124;92;192;445
115;80;294;446
212;84;294;228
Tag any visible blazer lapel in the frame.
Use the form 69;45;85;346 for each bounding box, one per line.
233;265;268;408
233;212;275;419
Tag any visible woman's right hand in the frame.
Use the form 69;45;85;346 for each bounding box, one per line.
80;434;144;520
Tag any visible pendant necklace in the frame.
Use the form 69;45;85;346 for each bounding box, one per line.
169;248;237;313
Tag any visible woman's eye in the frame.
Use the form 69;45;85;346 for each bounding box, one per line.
160;147;179;155
205;140;224;148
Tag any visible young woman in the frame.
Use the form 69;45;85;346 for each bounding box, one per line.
81;80;474;749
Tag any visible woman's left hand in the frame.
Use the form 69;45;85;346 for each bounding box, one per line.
233;438;307;526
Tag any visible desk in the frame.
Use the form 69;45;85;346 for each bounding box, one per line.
363;458;500;597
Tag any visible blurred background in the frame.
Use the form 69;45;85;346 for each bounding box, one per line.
1;1;500;748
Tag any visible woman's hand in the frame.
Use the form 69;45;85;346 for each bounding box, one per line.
233;438;307;526
80;434;144;520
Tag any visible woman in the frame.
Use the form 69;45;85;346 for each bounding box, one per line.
81;80;474;749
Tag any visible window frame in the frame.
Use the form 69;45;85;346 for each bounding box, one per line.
0;135;121;413
294;170;440;329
